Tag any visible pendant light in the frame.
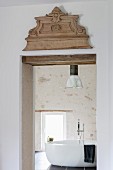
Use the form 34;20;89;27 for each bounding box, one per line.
66;65;83;88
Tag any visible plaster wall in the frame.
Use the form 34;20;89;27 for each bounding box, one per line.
0;1;110;170
109;0;113;170
35;65;96;151
22;64;34;170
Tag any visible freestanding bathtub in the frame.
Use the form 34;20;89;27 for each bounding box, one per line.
45;140;96;167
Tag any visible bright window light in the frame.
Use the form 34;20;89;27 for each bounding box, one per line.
45;115;64;141
41;112;66;150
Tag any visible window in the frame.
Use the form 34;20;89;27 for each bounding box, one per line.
41;111;66;150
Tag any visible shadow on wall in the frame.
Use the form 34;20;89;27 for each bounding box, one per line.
0;147;2;169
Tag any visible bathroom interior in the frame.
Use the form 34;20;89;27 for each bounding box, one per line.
34;64;97;170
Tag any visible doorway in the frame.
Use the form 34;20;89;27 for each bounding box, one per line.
22;54;96;170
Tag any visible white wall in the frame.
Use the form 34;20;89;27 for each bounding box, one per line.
109;0;113;170
0;1;110;170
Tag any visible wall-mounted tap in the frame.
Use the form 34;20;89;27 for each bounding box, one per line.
77;119;84;136
77;119;80;135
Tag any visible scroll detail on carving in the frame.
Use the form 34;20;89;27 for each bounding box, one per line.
24;7;92;50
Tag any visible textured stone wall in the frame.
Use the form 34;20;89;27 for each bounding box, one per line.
34;65;96;151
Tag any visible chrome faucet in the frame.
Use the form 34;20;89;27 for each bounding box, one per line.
77;119;84;136
77;119;80;135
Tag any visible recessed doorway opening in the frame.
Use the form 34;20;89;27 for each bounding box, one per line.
22;54;96;170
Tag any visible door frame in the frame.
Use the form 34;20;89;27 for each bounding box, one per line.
22;54;96;170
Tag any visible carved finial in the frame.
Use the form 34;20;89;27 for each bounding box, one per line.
47;7;66;23
49;7;66;16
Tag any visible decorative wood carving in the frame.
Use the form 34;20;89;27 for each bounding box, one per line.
23;7;92;51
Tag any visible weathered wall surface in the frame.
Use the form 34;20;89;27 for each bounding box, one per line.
35;65;96;150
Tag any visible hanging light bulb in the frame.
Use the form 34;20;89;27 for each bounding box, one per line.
66;65;83;88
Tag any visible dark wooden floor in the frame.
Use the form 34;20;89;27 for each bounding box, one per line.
35;152;96;170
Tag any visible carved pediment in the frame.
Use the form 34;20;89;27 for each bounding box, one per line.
24;7;92;50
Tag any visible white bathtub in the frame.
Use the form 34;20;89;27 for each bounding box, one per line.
45;140;96;167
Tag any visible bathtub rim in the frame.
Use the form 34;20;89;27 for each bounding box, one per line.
45;139;97;145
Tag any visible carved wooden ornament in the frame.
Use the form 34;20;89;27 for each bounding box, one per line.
24;7;92;51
